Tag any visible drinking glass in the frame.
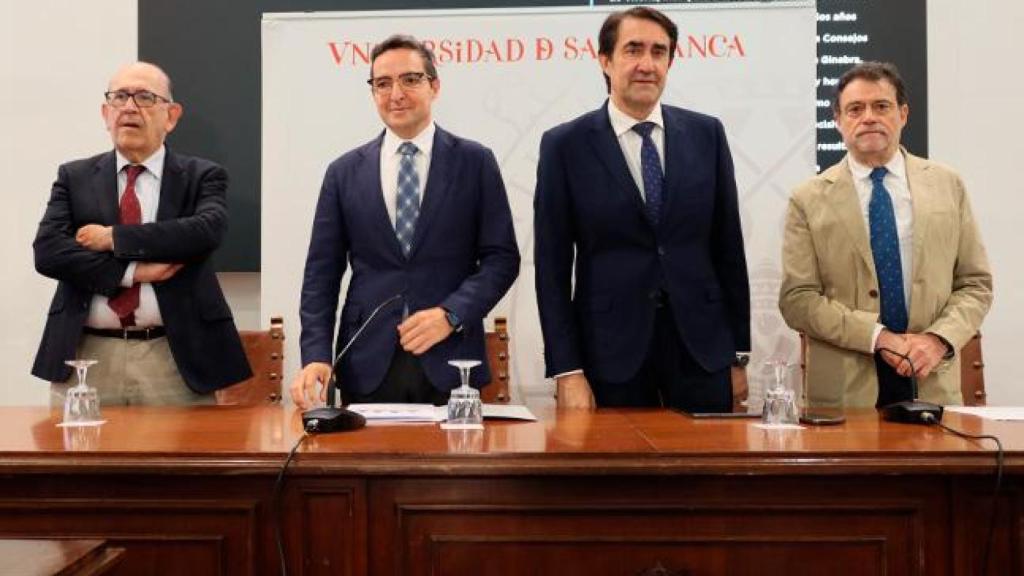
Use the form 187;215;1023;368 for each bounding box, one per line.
447;359;483;427
762;359;798;426
62;359;102;426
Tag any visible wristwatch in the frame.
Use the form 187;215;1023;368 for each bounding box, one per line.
444;309;464;333
733;352;751;368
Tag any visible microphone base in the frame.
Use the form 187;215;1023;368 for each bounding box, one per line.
302;407;366;433
881;400;943;424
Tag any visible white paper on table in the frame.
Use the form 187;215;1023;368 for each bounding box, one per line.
347;403;444;423
347;403;538;424
944;406;1024;421
481;404;537;421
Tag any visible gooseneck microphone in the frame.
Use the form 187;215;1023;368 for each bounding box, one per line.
876;346;944;424
302;294;404;433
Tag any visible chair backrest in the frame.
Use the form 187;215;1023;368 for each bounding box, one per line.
960;333;986;406
480;317;511;404
215;316;285;405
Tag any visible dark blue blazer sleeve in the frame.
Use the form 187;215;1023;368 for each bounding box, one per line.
439;147;520;326
299;162;351;366
33;161;129;298
710;118;751;352
533;128;583;377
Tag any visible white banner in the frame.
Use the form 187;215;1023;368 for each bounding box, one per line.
262;3;816;407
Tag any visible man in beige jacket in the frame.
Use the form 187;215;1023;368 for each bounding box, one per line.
779;62;992;409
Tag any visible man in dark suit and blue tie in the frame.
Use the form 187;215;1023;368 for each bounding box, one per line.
534;7;750;411
291;35;520;408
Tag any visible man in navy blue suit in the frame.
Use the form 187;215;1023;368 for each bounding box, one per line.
291;35;520;408
534;7;750;411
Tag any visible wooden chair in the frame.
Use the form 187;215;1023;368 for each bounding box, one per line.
481;317;511;404
959;333;986;406
215;316;285;405
798;332;987;406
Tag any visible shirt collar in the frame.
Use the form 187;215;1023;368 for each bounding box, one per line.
383;122;436;158
847;149;907;183
607;99;664;138
115;145;165;181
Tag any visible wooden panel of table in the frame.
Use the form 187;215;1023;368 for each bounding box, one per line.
0;406;1019;575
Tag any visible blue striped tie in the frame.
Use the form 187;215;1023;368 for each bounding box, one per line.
395;142;420;257
632;122;664;225
868;166;908;332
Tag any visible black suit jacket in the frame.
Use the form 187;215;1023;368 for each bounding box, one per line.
299;126;520;395
32;149;252;393
534;102;750;384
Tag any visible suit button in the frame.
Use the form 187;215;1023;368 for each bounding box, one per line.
868;289;879;298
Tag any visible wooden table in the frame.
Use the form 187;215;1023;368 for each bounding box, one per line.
0;538;124;575
0;405;1019;575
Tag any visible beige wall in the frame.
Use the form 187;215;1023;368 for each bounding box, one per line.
0;1;136;405
928;0;1024;404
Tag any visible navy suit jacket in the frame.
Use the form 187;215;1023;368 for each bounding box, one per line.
32;150;252;393
534;102;750;384
299;126;520;395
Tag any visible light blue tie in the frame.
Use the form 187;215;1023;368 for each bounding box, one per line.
868;166;908;333
632;122;664;225
395;142;420;258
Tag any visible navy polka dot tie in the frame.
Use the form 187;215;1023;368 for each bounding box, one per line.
868;166;908;333
395;142;420;258
632;122;664;226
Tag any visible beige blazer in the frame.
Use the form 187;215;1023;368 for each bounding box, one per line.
779;151;993;408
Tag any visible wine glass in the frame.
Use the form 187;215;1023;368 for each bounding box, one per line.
447;359;483;427
62;359;102;426
762;359;797;426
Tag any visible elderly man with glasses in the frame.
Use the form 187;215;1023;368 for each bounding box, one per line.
779;62;992;409
291;35;519;407
32;61;251;405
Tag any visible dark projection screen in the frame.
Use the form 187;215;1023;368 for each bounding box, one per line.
140;0;925;271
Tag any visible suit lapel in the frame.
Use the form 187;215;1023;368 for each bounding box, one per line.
661;105;688;231
92;152;119;225
362;133;404;258
156;149;184;221
905;151;931;325
587;103;646;218
828;159;875;272
408;126;454;260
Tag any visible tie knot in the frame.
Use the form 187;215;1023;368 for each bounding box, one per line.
632;122;656;138
870;166;887;184
124;164;145;180
398;142;418;157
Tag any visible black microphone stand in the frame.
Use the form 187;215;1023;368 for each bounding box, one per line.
302;294;403;433
876;346;944;424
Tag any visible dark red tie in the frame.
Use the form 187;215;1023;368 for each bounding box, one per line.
107;165;145;327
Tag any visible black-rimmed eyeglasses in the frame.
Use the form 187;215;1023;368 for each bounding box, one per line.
367;72;433;94
104;90;172;108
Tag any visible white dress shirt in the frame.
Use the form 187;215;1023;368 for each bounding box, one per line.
85;146;166;328
607;99;665;199
380;123;435;226
848;151;913;345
